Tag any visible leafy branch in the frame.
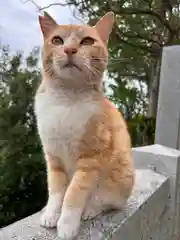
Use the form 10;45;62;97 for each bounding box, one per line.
111;7;174;32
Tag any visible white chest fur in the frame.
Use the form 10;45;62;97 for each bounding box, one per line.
34;89;100;175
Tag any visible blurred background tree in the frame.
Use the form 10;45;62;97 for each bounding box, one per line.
0;44;47;227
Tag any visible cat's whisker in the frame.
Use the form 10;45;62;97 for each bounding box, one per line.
44;64;53;71
83;63;96;82
90;66;102;76
52;56;66;62
44;65;53;76
77;55;89;65
44;68;52;75
84;63;102;82
90;57;131;63
90;55;131;60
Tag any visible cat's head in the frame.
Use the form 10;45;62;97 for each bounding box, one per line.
39;11;114;88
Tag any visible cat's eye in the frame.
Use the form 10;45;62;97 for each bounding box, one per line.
80;37;95;45
52;36;64;45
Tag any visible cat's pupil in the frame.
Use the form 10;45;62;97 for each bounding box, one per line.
80;37;95;45
52;36;64;45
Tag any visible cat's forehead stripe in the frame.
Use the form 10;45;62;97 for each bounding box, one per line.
64;32;77;46
57;25;86;38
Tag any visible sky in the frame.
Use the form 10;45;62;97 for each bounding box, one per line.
0;0;81;54
0;0;115;93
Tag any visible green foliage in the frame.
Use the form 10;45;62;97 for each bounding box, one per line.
127;116;156;146
0;44;47;227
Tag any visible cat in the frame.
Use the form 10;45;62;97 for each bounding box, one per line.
34;11;135;240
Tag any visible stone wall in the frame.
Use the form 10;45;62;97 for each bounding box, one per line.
1;144;180;240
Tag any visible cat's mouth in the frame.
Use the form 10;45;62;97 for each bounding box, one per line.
62;61;81;71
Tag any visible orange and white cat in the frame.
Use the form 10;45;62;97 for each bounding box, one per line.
34;11;135;240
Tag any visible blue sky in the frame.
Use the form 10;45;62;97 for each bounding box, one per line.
0;0;80;54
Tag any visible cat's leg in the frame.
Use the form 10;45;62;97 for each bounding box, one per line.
57;158;100;240
82;168;134;220
82;186;126;220
82;200;103;220
40;153;68;228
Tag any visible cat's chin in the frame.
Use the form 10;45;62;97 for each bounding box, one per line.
54;66;85;80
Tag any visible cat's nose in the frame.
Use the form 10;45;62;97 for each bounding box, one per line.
64;47;77;55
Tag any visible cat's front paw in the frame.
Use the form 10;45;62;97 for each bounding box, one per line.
57;209;81;240
40;208;60;228
82;204;102;220
40;193;63;228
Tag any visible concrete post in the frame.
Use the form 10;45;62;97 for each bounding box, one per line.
133;144;180;240
155;46;180;149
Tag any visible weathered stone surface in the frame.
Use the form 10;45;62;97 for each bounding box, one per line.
153;45;180;239
133;144;180;240
155;45;180;150
0;169;169;240
132;144;180;177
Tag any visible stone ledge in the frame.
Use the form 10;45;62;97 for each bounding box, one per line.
132;144;180;240
0;169;169;240
132;144;180;177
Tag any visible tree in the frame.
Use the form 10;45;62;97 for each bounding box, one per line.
31;0;180;120
0;43;47;227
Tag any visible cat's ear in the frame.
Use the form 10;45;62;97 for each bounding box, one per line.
39;11;57;37
94;12;114;44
